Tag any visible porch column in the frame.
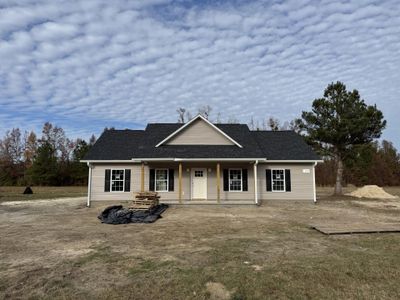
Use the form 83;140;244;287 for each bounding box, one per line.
254;160;258;205
141;162;145;192
178;163;183;204
216;163;221;203
86;163;92;207
313;162;317;203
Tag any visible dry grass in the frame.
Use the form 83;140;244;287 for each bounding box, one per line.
0;187;400;299
0;186;86;202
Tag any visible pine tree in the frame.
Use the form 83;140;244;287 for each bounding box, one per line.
298;81;386;195
29;142;58;185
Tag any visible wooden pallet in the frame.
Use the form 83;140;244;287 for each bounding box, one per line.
135;195;160;200
135;191;159;198
129;192;159;210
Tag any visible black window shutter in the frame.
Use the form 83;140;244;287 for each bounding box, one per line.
285;169;291;192
168;169;174;191
223;169;229;191
266;169;272;191
124;169;131;192
242;169;248;191
104;169;111;192
149;169;155;191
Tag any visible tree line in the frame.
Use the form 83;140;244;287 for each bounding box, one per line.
0;122;95;186
316;140;400;187
176;105;300;131
2;82;399;192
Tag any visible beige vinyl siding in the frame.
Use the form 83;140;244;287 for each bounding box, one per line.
91;162;254;202
257;163;314;200
136;162;255;202
147;164;180;201
89;162;315;203
216;164;254;201
147;163;204;201
165;118;234;145
90;163;146;201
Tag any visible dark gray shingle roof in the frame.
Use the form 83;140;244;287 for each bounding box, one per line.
252;131;321;160
83;123;320;161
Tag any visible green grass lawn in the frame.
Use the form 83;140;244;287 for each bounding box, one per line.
0;186;86;202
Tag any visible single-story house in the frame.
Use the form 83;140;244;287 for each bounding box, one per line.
81;115;321;206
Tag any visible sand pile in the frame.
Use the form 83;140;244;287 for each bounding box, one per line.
346;185;398;199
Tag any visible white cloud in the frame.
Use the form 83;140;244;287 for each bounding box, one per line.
0;0;399;147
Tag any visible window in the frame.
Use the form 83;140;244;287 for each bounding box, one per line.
194;170;203;177
111;169;124;192
155;169;168;192
272;169;285;192
229;169;242;191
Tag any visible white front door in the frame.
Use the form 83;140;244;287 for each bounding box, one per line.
191;168;207;199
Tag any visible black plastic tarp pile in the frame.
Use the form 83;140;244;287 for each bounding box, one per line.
98;204;168;224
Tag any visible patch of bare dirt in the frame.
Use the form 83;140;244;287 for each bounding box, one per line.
205;282;231;300
1;193;400;298
0;197;86;206
353;200;400;210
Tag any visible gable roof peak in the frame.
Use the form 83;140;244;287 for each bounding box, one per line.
155;114;243;148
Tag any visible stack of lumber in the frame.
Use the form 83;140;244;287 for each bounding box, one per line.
130;191;160;210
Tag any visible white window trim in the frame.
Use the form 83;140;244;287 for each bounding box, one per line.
228;168;243;192
155;168;169;192
271;168;286;192
110;169;125;193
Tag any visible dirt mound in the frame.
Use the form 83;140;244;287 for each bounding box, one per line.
346;185;398;199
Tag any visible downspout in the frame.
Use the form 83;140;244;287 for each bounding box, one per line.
254;160;259;205
87;162;92;207
313;161;317;203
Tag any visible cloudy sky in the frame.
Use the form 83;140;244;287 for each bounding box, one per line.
1;0;399;147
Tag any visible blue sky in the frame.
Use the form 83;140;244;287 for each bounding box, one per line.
1;0;399;147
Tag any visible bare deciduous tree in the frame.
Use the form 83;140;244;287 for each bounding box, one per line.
198;105;212;120
227;116;239;124
89;134;97;146
23;131;37;167
248;117;255;130
0;128;23;164
268;117;280;131
215;112;222;124
176;107;186;123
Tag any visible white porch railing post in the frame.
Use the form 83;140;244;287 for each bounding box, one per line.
313;162;317;203
87;163;92;207
254;160;258;205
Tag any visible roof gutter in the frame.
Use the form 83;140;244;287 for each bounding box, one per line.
265;160;324;163
172;158;267;162
81;158;265;163
80;160;136;163
81;158;323;163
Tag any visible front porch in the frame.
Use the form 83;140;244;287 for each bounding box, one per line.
137;159;260;205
